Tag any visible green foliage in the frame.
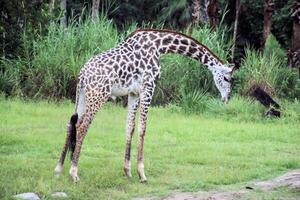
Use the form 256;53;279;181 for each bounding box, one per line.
1;0;52;58
180;89;210;114
234;35;299;99
154;0;191;28
1;17;233;103
1;16;118;98
272;0;294;48
235;49;280;95
206;95;267;121
1;14;298;111
264;34;287;62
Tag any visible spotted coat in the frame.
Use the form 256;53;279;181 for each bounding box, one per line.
54;29;234;182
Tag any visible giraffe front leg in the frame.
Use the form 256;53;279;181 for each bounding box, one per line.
137;84;154;183
137;124;147;182
124;94;139;178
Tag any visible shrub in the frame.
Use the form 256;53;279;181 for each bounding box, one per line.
234;35;299;99
205;95;266;121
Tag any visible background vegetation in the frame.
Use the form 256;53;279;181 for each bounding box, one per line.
1;0;299;106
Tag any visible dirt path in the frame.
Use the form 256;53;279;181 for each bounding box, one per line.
133;170;300;200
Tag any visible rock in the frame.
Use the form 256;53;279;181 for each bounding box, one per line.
51;192;68;198
13;192;40;200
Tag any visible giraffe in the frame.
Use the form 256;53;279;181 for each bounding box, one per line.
54;29;236;182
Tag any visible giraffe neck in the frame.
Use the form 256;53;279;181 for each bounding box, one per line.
127;29;226;71
157;31;224;69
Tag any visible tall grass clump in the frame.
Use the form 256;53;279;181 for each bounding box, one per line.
205;95;265;121
1;15;118;98
180;89;210;114
234;35;299;99
153;24;232;105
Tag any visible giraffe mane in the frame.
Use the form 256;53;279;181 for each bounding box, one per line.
125;28;225;65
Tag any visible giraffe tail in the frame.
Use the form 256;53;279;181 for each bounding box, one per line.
68;79;84;159
68;113;78;159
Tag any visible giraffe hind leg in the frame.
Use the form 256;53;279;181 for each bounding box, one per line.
54;113;79;176
69;86;86;159
54;87;85;176
69;89;110;182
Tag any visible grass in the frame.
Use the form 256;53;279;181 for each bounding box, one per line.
0;98;300;200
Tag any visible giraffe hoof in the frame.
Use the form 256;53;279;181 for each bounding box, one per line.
70;174;80;183
69;165;80;182
124;168;132;178
138;171;147;183
54;163;63;177
140;177;148;183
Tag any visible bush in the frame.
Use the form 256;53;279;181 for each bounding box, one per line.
234;35;299;99
205;95;265;121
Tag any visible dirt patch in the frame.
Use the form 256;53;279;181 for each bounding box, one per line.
133;190;248;200
254;170;300;191
133;170;300;200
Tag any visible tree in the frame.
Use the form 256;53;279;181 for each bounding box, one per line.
231;0;241;60
156;0;192;29
191;0;201;26
199;0;210;23
190;0;210;26
49;0;55;15
190;0;218;33
207;0;219;29
261;0;274;50
92;0;100;21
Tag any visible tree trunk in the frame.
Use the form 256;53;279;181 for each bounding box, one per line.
192;0;201;25
49;0;55;15
261;0;274;50
60;0;67;27
207;0;219;29
232;0;241;60
92;0;100;21
289;1;300;76
199;0;210;24
189;0;201;34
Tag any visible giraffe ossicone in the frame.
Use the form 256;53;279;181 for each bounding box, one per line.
54;29;235;182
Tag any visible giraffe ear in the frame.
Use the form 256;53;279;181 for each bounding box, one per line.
228;63;235;68
229;63;237;74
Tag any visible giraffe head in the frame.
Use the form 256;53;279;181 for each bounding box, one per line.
209;64;236;103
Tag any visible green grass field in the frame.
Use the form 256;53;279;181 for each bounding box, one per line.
0;98;300;199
